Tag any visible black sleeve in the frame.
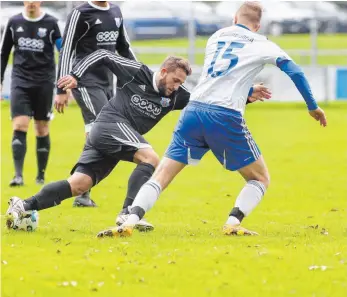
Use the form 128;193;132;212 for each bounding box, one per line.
0;19;14;84
56;9;88;94
116;18;137;61
71;49;142;87
173;85;190;110
52;19;62;41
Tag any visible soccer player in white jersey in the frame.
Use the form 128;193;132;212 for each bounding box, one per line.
98;1;327;238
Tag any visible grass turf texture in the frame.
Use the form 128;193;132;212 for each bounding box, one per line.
1;101;347;297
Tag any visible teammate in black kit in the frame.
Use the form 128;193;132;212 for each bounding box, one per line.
54;0;136;208
0;1;62;187
6;50;271;233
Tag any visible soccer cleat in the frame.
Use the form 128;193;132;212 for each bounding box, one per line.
35;176;45;185
116;213;154;232
73;192;97;207
6;196;26;229
222;224;259;236
96;225;134;238
9;176;24;187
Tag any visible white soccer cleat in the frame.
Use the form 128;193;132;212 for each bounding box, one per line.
6;196;26;229
116;213;154;232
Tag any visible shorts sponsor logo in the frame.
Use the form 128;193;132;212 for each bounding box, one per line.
96;31;119;44
131;94;162;118
18;37;44;52
37;27;47;38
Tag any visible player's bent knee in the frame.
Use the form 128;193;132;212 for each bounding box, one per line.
67;172;93;196
134;149;160;168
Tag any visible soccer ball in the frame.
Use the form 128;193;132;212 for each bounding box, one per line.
13;211;39;231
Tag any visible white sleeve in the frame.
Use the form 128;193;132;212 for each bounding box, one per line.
262;41;292;66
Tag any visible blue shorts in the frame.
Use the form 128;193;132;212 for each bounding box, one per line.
165;101;261;171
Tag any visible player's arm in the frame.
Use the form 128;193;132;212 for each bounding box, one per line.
58;49;142;90
56;9;87;95
265;43;327;126
172;85;190;110
0;19;14;85
116;16;137;61
51;19;62;52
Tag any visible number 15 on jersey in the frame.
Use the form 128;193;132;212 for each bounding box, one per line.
208;41;245;78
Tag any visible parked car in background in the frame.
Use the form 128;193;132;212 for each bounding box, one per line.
290;1;347;33
163;1;223;36
121;2;186;40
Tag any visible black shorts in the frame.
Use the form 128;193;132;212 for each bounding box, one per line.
10;82;54;121
71;86;113;132
71;121;151;185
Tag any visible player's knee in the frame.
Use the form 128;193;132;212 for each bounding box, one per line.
135;150;160;168
34;121;49;137
257;172;270;189
67;173;93;196
12;116;30;132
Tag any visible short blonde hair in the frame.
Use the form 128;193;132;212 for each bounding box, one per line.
161;56;192;76
237;1;263;25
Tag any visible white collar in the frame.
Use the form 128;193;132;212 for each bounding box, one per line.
22;11;45;22
152;72;159;93
88;1;110;11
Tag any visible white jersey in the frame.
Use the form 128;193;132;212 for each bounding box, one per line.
190;25;291;114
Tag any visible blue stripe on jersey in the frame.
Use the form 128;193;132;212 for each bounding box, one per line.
276;58;318;111
55;38;62;51
235;24;251;31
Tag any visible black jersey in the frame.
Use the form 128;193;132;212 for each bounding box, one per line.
57;1;136;95
0;12;61;86
71;49;190;135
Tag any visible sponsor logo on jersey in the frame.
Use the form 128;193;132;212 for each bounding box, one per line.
160;97;171;107
131;94;161;117
95;18;102;25
96;31;119;44
18;37;44;52
114;18;121;28
16;26;24;32
37;27;47;38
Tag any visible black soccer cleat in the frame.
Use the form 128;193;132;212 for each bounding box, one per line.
73;192;97;207
35;175;45;185
9;176;24;187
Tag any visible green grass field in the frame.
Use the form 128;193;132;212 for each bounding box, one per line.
1;101;347;297
131;34;347;65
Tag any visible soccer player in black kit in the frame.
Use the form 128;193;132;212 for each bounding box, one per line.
0;1;62;187
5;50;271;233
54;1;136;207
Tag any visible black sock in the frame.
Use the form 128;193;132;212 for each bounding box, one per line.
36;135;50;179
12;130;27;177
229;207;245;223
121;163;155;213
24;180;72;211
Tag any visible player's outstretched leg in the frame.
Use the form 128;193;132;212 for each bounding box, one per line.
5;172;93;230
116;162;156;232
223;156;270;236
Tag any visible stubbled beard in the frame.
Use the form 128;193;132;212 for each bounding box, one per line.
158;78;168;97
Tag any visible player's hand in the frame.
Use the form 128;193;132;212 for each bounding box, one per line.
54;94;69;114
57;75;78;91
248;83;272;103
309;107;327;127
